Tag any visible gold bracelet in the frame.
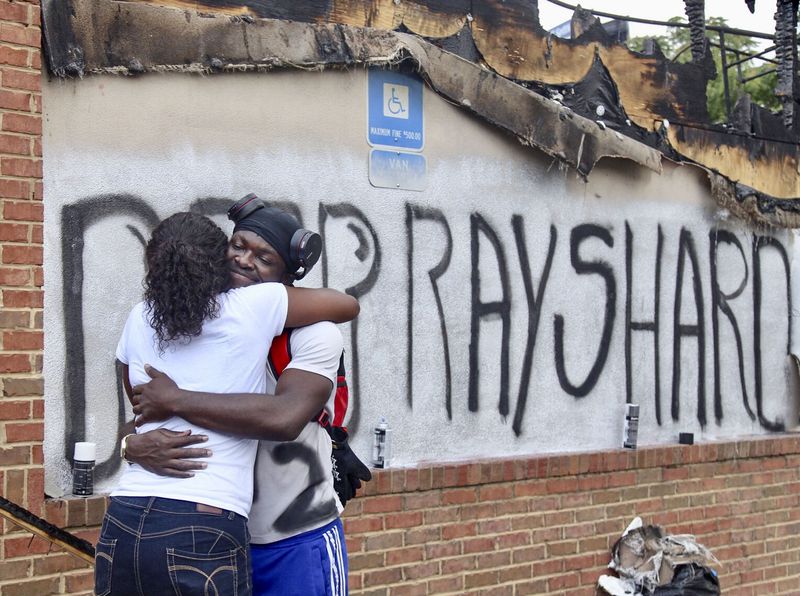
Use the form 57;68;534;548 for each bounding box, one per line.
119;433;135;463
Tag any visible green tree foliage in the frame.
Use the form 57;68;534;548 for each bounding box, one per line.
627;16;779;122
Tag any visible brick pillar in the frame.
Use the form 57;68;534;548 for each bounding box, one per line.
0;0;50;590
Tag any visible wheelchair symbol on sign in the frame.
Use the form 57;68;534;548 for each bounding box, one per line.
387;87;405;116
383;83;410;120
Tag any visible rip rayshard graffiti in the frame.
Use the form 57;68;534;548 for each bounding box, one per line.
461;219;790;435
54;194;793;487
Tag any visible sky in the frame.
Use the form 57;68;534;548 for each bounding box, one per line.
537;0;781;51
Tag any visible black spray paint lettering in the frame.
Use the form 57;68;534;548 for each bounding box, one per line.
319;203;380;436
460;219;790;435
672;228;706;425
625;223;663;422
553;224;616;398
709;229;753;424
61;195;160;480
752;234;790;432
511;220;556;436
58;195;794;486
406;203;453;416
469;213;511;417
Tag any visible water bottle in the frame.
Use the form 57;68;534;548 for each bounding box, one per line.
371;417;392;468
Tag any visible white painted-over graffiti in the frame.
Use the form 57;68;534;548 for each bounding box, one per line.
42;70;798;497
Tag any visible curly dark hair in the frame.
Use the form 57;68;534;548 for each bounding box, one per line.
143;212;229;351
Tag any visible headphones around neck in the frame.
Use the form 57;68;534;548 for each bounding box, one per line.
227;193;322;280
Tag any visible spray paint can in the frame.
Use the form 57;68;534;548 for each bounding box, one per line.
371;416;392;468
72;442;96;496
623;404;640;449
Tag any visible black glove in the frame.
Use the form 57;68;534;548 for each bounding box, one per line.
329;426;372;508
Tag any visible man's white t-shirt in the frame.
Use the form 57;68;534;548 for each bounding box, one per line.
248;321;345;544
114;283;289;518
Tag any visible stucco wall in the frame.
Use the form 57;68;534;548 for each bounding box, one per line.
42;69;797;496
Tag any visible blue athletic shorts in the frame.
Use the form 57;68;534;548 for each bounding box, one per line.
250;518;348;596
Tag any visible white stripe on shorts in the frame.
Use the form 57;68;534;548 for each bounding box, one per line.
323;528;344;596
332;525;346;595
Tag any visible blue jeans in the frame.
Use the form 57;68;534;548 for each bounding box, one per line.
95;496;251;596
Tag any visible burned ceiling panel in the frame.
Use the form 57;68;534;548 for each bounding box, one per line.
668;124;800;199
41;0;661;178
41;0;800;226
470;0;714;129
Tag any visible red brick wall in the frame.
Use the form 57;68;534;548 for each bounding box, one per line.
0;0;41;537
344;436;800;595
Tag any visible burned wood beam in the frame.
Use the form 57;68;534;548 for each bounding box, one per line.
41;0;84;77
774;0;800;129
42;0;403;74
684;0;707;63
709;172;800;228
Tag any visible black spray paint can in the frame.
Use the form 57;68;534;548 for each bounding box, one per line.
371;417;392;468
623;404;639;449
72;442;95;496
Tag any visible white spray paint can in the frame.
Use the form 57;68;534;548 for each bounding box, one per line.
623;403;640;449
371;416;392;468
72;442;96;496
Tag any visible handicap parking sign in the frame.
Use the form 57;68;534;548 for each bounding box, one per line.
368;69;424;151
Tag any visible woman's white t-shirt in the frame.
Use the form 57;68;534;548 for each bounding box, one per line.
113;283;289;518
